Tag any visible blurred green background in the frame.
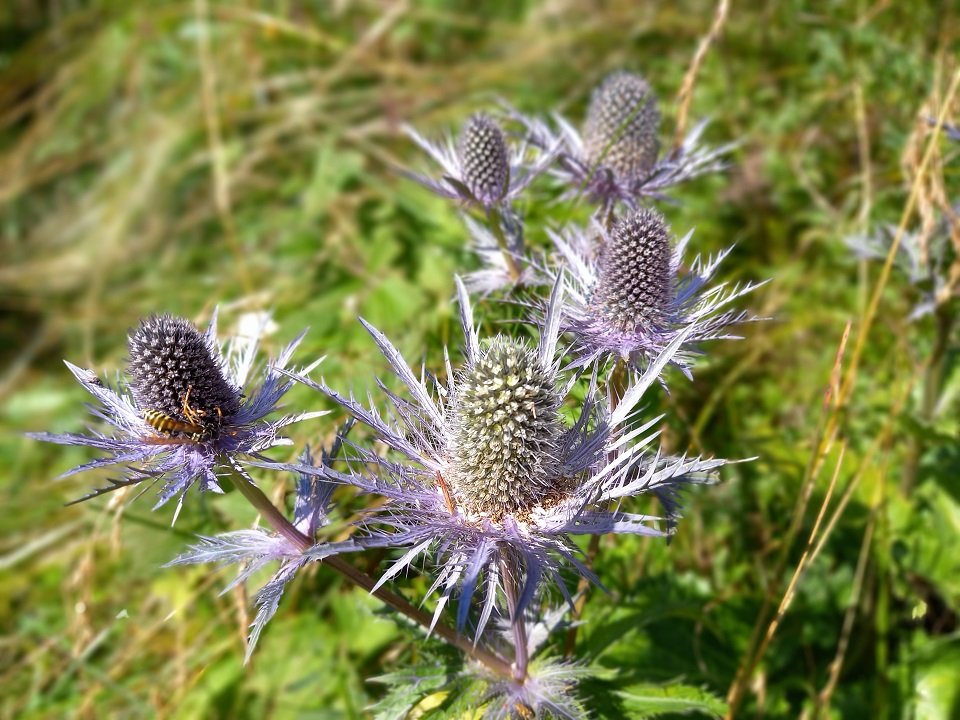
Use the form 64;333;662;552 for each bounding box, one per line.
1;1;958;718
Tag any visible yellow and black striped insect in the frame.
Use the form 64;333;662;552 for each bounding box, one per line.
143;410;210;442
142;386;226;442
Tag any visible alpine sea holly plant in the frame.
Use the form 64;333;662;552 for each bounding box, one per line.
33;68;762;718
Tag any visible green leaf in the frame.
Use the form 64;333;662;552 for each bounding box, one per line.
911;637;960;720
615;683;727;719
370;664;451;720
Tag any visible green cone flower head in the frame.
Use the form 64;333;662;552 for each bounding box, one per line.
446;338;564;519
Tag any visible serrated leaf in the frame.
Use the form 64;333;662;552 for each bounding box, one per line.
615;683;727;719
370;665;451;720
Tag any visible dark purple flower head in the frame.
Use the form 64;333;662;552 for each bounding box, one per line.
402;113;557;210
127;314;242;436
458;113;511;207
583;71;661;181
590;207;673;333
505;69;734;214
550;209;765;377
280;278;729;639
30;311;323;519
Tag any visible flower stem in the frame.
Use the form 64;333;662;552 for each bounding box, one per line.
222;461;514;679
501;555;529;683
902;303;954;494
225;459;312;552
487;207;522;282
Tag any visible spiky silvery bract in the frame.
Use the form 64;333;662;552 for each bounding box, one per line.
461;212;549;296
458;113;511;207
30;311;324;517
402;113;557;210
583;71;661;181
478;658;592;720
447;338;564;518
279;277;729;641
168;441;358;663
127;314;241;433
590;207;673;333
550;210;765;377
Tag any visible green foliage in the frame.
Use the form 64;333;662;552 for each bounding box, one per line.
615;683;726;718
2;0;959;718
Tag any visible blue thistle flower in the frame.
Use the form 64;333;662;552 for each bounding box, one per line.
507;70;735;213
30;311;323;520
550;208;765;376
278;278;729;639
402;112;556;210
168;441;358;662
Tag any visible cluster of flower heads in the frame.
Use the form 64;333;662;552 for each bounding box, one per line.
34;69;764;718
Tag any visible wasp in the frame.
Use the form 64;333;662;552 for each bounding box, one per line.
143;410;210;441
143;385;222;442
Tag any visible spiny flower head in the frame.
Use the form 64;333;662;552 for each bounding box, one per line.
446;338;563;518
583;70;660;180
505;68;734;214
402;112;557;210
128;314;241;434
549;209;765;377
30;311;322;518
590;207;673;333
845;206;960;320
458;113;511;207
281;277;728;640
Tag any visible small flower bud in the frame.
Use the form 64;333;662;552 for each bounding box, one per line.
583;71;661;179
458;113;510;206
591;209;673;332
447;339;563;518
127;315;241;423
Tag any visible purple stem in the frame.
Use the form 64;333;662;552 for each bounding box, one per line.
501;555;529;683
